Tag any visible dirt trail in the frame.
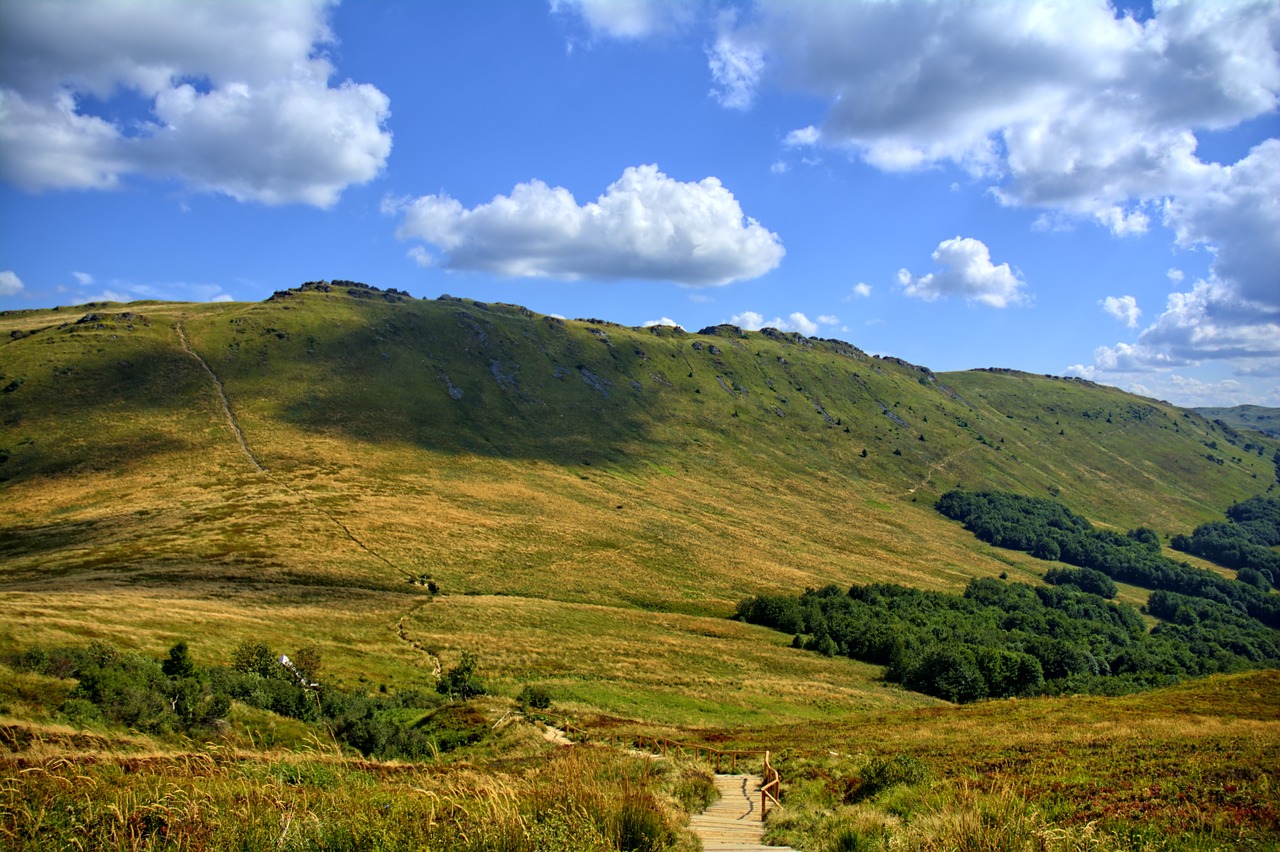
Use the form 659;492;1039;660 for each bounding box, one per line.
174;322;413;580
175;323;264;472
902;444;978;497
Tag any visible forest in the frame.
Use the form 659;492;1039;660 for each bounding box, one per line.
737;491;1280;703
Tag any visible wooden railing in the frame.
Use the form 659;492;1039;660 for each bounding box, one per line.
548;716;784;814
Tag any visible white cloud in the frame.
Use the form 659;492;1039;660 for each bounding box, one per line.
389;164;784;286
72;271;93;285
407;246;437;268
1162;140;1280;312
770;160;789;174
1167;268;1185;283
643;317;683;328
1101;295;1141;328
896;236;1026;308
1095;205;1150;236
0;0;391;207
729;310;818;336
1073;277;1280;404
817;314;839;326
783;125;820;148
708;22;765;110
850;282;872;299
711;0;1277;372
0;270;24;295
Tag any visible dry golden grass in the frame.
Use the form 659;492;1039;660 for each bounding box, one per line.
401;594;940;725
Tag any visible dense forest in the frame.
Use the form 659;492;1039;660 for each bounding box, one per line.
1171;495;1280;586
737;491;1280;703
935;490;1280;627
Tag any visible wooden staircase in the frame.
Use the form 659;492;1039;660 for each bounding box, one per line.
688;774;798;852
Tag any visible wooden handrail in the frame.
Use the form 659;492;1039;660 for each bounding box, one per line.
545;715;783;814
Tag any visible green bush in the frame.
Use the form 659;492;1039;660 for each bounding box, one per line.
847;755;932;802
517;683;553;711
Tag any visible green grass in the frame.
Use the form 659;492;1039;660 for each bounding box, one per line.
2;287;1278;849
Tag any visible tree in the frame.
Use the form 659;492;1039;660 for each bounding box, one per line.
162;640;196;679
437;651;486;699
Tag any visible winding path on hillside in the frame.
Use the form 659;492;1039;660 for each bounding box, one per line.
689;774;797;852
176;323;265;473
175;323;414;581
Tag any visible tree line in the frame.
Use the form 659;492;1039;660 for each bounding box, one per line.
736;577;1280;704
1171;495;1280;589
935;490;1280;628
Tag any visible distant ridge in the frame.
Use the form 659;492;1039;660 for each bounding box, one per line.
1194;405;1280;439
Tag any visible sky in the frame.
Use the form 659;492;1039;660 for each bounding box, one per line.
1;0;1277;408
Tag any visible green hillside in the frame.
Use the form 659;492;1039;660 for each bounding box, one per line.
2;282;1278;849
2;282;1275;633
1195;404;1280;439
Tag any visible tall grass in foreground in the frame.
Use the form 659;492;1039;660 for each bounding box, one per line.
1;743;707;851
764;753;1278;852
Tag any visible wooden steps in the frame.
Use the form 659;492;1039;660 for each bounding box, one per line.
688;774;797;852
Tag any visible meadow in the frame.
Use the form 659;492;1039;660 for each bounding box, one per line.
2;286;1278;849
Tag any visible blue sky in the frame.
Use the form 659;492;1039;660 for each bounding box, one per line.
1;0;1277;407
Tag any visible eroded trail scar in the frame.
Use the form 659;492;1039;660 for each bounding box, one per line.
175;322;412;580
175;323;265;473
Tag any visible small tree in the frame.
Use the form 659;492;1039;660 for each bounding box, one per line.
436;651;486;699
231;640;278;678
162;640;196;679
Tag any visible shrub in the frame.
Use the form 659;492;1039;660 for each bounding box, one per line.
517;683;553;711
846;755;932;802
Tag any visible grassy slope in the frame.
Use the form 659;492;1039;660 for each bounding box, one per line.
3;287;1279;848
2;288;1277;719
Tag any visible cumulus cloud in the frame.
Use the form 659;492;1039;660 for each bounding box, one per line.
0;0;391;207
1072;277;1280;404
1167;268;1185;283
709;1;1277;377
72;271;93;285
388;164;784;286
1101;295;1142;328
729;310;818;336
722;1;1277;196
643;317;683;328
850;282;872;299
896;237;1026;308
0;270;24;296
783;125;820;148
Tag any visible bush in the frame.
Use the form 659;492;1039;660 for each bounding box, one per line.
847;755;932;802
517;683;553;711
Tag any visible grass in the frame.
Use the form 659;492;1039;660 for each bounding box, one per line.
1;731;708;851
2;288;1278;849
400;594;939;725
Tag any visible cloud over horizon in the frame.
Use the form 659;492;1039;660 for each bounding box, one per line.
388;164;784;286
897;237;1026;308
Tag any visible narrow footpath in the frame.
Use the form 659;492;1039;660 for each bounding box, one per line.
689;774;797;852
